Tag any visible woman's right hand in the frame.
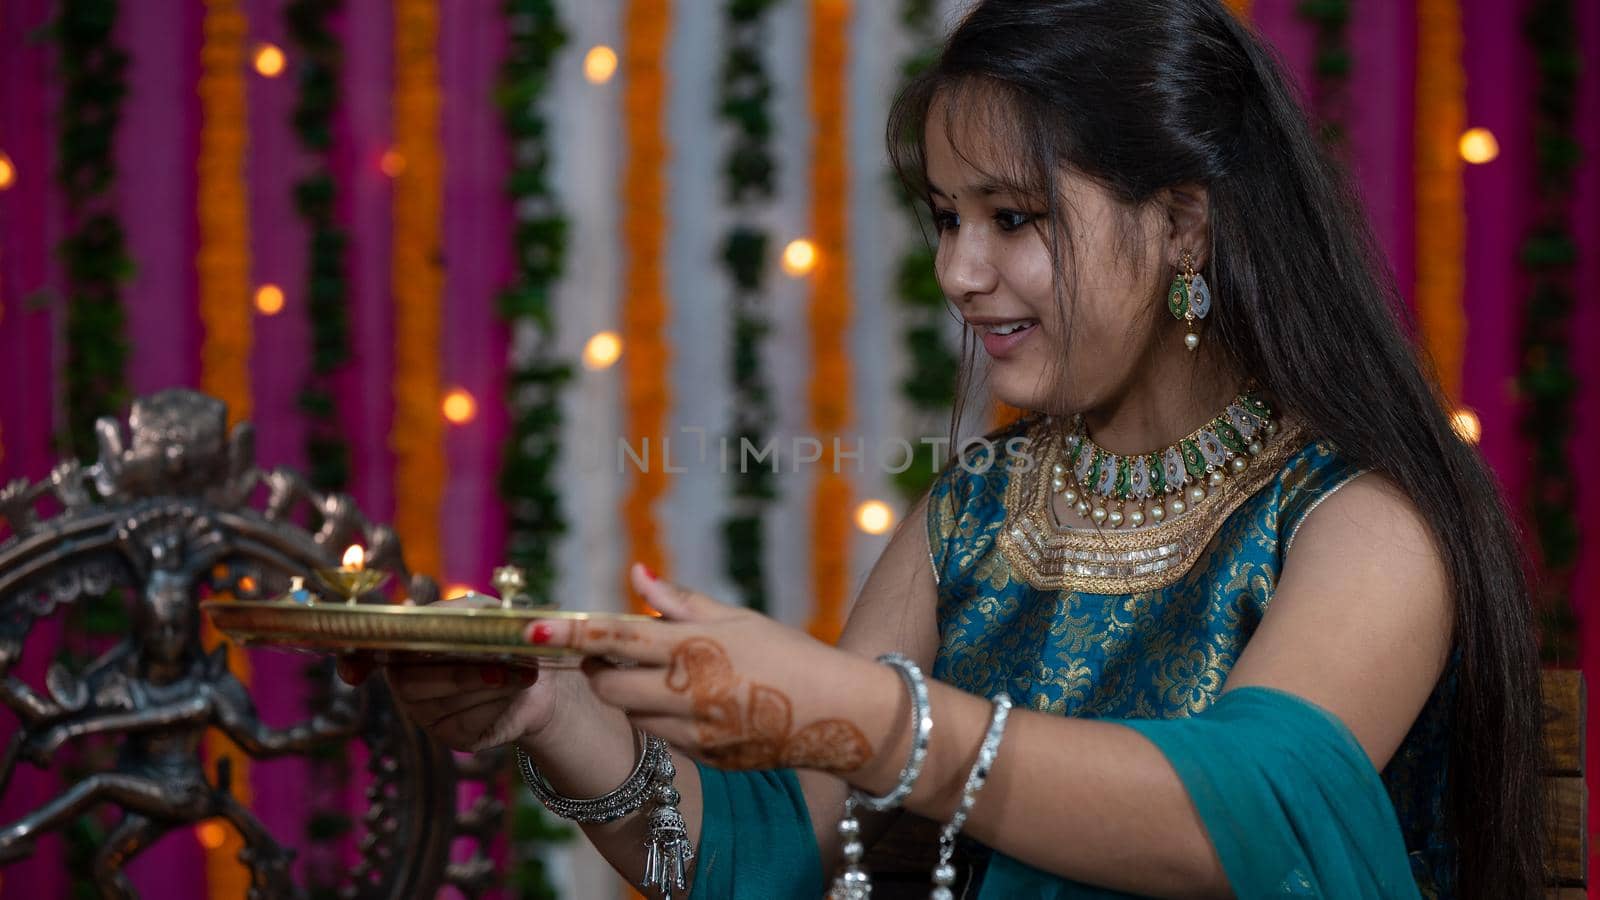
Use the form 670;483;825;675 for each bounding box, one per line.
335;596;590;753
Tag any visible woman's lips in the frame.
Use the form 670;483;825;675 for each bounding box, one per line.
979;320;1038;358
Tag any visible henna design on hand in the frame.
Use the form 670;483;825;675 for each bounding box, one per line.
664;637;872;773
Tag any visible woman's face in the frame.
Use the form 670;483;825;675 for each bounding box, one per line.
924;102;1171;416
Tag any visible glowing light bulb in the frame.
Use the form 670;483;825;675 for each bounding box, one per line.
782;239;819;277
254;284;285;315
855;500;895;535
1458;128;1499;164
442;388;477;424
1450;408;1481;445
584;45;619;84
253;43;287;78
583;331;623;370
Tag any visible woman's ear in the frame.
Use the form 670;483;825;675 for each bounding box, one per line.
1161;184;1211;268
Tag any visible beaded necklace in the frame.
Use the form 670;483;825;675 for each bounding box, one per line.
1049;392;1278;529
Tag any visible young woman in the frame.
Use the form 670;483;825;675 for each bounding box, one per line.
346;1;1546;896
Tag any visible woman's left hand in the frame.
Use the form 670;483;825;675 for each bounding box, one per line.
528;563;898;776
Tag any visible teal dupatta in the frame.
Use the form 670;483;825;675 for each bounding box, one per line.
688;686;1420;898
978;686;1422;898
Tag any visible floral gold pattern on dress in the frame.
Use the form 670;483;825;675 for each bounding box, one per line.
997;420;1305;594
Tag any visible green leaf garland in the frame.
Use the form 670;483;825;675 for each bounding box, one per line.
1296;0;1352;149
281;7;357;891
287;0;353;494
719;0;783;613
894;0;958;500
54;0;132;464
1519;0;1581;663
497;2;574;895
50;3;132;891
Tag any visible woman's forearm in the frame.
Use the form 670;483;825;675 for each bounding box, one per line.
850;679;1230;899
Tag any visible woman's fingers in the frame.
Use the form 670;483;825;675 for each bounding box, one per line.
585;661;692;716
523;615;675;664
629;563;727;622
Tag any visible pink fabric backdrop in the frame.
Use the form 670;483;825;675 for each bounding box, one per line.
0;0;1597;896
0;2;66;896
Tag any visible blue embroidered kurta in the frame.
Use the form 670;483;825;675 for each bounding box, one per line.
926;415;1458;897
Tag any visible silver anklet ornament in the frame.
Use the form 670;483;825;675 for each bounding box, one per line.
827;653;934;900
516;729;694;898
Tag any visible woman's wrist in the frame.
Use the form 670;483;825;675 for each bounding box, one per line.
515;677;637;799
848;655;926;797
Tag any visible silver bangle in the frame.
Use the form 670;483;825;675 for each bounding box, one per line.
517;731;695;899
930;692;1013;900
851;653;933;812
515;728;662;823
828;654;934;900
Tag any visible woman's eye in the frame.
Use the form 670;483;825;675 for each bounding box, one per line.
931;209;959;233
995;209;1037;232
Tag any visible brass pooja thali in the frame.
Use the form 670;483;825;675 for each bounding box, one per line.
202;557;648;667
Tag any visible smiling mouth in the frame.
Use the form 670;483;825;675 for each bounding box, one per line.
977;319;1038;336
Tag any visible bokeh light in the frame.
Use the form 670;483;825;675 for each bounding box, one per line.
254;284;285;315
583;331;623;370
196;822;228;849
445;584;474;600
0;152;15;191
1458;128;1499;164
855;500;895;535
442;389;477;425
380;149;407;177
584;45;619;84
782;239;819;277
1451;408;1482;445
253;43;287;78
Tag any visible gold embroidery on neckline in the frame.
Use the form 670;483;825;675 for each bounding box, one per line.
998;420;1307;593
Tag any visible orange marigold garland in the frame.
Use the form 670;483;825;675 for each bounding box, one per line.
196;0;254;893
1414;0;1467;400
806;0;853;643
197;0;254;428
620;0;672;612
391;0;446;581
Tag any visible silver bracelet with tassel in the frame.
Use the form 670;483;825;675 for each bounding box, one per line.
515;730;694;898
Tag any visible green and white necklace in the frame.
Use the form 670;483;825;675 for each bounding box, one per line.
1050;392;1278;529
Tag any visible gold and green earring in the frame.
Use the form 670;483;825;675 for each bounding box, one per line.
1166;249;1212;351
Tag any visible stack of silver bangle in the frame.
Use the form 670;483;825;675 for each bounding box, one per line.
516;729;694;898
826;654;1015;900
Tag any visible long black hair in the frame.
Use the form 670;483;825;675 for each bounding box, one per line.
888;1;1546;896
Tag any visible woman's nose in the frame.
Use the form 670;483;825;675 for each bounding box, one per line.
938;232;999;301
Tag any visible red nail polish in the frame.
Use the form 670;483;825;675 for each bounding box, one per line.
529;623;553;645
641;564;656;581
